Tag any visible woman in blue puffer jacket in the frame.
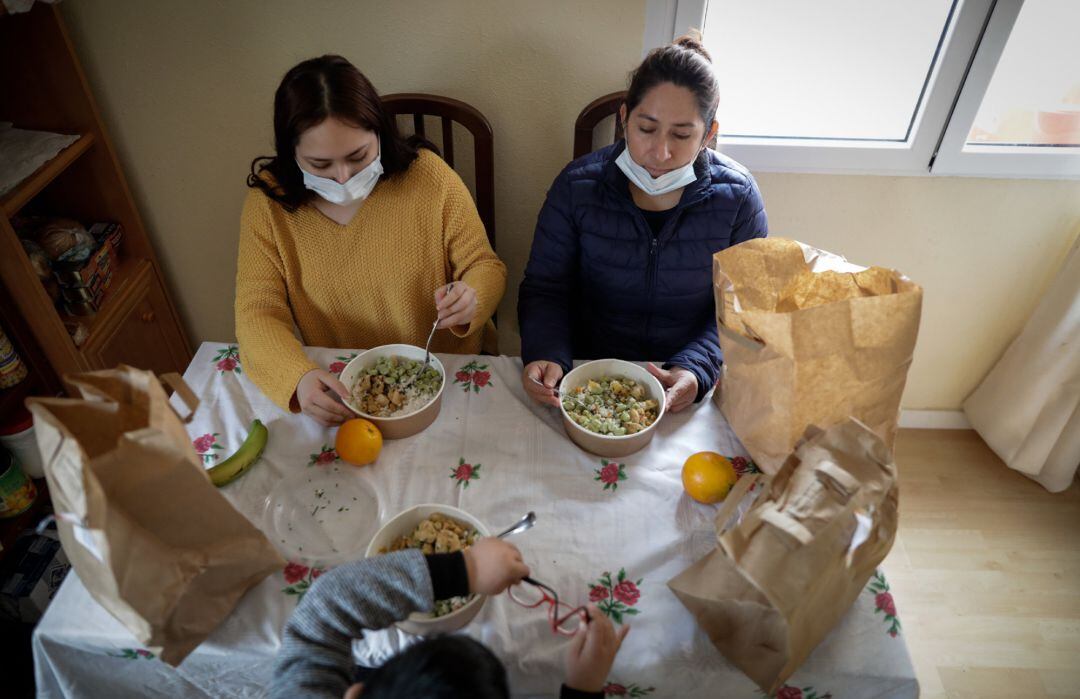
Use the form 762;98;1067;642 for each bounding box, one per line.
519;35;769;412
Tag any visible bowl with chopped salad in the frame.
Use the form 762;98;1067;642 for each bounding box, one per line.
559;359;666;457
365;504;490;634
339;344;446;439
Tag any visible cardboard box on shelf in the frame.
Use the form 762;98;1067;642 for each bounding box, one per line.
52;223;123;289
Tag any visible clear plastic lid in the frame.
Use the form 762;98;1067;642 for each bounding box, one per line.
262;466;380;567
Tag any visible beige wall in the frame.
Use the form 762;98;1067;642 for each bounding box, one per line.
62;0;1080;410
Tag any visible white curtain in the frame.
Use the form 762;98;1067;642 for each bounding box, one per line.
964;232;1080;493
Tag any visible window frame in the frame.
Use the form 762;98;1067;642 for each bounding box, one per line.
930;0;1080;179
643;0;1079;179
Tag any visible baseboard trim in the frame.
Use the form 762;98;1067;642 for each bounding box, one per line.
899;410;972;429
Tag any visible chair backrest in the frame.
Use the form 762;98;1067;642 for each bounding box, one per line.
382;93;495;252
573;90;627;160
573;90;719;160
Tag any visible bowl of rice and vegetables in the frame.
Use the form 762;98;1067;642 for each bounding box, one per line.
365;504;490;634
339;344;446;439
558;358;666;457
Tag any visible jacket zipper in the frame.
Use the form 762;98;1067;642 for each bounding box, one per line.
639;210;683;355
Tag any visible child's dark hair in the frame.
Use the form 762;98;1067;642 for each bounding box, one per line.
247;54;434;211
360;635;510;699
625;33;719;127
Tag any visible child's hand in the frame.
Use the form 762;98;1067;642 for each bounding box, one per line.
462;538;530;595
564;603;630;693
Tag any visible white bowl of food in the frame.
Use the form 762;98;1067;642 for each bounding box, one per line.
559;358;666;458
339;344;446;439
365;504;489;635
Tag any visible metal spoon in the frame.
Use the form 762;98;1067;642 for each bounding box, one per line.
420;319;439;368
423;282;453;367
496;511;536;539
403;283;453;389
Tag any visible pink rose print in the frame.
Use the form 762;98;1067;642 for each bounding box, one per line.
308;445;339;467
329;354;358;376
613;580;641;606
868;570;902;637
594;459;628;492
284;563;309;584
212;345;242;374
603;682;655;697
588;568;642;624
875;592;897;618
110;648;157;661
450;457;482;488
192;433;223;464
282;563;327;602
731;455;761;476
453;361;493;393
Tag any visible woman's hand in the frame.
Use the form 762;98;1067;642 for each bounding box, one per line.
522;361;564;408
435;282;478;330
646;363;698;413
296;369;353;426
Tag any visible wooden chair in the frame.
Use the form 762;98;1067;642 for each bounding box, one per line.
573;90;627;160
381;93;496;252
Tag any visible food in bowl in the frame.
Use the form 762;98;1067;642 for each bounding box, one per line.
379;512;479;617
562;376;660;436
349;356;442;418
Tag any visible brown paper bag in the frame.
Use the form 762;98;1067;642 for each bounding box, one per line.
27;366;284;665
668;419;898;694
712;238;922;474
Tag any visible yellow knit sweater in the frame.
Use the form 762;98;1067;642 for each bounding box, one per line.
235;149;506;411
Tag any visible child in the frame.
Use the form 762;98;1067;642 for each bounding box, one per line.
271;538;629;698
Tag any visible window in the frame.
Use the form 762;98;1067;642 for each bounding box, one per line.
932;0;1080;177
644;0;1080;178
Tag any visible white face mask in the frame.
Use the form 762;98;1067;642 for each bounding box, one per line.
296;150;384;205
615;146;698;197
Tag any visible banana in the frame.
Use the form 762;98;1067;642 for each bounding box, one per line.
207;419;268;487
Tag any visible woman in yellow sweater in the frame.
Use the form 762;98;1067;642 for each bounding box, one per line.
237;55;506;425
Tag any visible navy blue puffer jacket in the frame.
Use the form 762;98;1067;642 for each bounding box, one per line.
518;142;768;401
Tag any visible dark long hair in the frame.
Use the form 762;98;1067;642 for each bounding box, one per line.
626;34;719;129
247;55;433;210
361;635;509;699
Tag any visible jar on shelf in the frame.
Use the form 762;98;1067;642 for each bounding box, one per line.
0;326;29;389
0;406;44;479
0;447;37;519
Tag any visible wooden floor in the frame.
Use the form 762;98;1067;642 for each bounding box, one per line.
885;429;1080;699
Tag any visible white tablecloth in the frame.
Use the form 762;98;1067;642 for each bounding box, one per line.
33;342;918;699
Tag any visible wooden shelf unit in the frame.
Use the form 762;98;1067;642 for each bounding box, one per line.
1;132;95;218
0;3;192;403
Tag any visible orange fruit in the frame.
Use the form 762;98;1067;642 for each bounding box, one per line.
335;418;383;466
681;451;738;504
